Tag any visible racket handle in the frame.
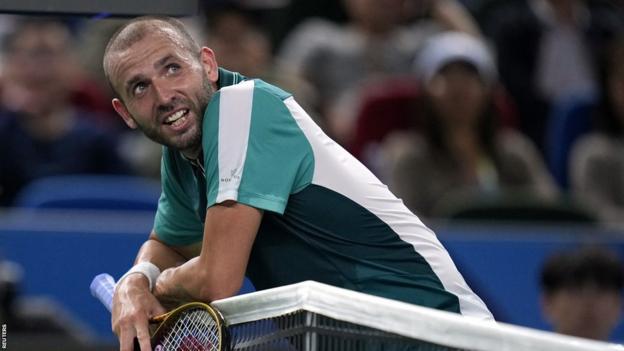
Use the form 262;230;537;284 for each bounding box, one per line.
90;273;116;312
90;274;143;351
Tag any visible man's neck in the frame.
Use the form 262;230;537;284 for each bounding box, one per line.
181;146;202;161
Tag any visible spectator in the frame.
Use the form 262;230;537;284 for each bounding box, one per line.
482;0;624;153
384;32;557;219
0;18;129;206
277;0;480;144
206;5;271;78
540;246;624;341
569;36;624;224
204;4;316;112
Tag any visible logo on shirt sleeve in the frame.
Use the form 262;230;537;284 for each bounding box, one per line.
220;168;241;183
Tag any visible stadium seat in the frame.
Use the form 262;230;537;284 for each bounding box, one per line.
546;95;596;189
348;77;421;162
436;193;597;224
14;175;161;211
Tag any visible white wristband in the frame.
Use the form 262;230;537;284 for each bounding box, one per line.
117;262;161;292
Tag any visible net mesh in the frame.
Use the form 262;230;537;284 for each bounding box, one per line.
156;308;221;351
229;310;465;351
213;281;620;351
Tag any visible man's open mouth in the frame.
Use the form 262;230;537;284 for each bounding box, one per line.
164;109;190;127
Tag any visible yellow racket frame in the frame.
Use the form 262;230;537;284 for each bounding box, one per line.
150;302;227;351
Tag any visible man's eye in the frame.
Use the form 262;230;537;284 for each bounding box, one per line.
167;63;180;74
133;82;147;96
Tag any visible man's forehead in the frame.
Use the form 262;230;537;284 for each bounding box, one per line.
111;31;184;72
123;24;183;51
113;42;199;98
154;25;185;45
124;20;188;46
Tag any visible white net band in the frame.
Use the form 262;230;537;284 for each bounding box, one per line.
212;281;622;351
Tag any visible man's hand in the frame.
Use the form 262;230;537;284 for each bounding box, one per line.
152;265;197;309
112;274;166;351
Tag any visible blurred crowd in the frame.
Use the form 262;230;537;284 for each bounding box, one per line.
1;1;624;344
1;0;624;226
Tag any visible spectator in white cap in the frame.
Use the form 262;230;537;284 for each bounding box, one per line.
276;0;482;145
416;31;497;88
383;31;559;219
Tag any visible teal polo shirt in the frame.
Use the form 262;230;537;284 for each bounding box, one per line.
153;68;492;320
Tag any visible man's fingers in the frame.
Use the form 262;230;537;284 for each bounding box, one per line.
150;298;167;318
119;327;136;351
136;322;152;351
152;306;167;318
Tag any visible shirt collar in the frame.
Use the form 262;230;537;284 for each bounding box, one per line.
216;67;247;90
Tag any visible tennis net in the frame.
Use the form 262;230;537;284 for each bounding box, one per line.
212;281;622;351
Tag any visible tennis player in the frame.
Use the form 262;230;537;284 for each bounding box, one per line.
103;16;493;351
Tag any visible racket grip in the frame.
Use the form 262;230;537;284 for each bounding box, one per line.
90;273;116;312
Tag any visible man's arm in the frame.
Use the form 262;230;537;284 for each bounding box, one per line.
135;232;201;269
112;231;200;351
153;200;263;305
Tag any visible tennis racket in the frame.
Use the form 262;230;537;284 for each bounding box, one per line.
90;273;229;351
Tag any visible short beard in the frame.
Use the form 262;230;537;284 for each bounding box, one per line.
133;73;214;154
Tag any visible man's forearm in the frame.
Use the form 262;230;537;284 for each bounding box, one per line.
153;202;263;305
154;255;246;305
117;235;188;294
134;236;187;270
153;257;206;307
111;234;186;325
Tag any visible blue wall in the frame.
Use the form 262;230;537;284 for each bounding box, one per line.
437;223;624;340
1;209;623;343
0;210;150;341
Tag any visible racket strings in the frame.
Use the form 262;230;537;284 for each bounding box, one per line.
158;308;221;351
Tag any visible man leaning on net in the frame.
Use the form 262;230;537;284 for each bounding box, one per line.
103;16;493;351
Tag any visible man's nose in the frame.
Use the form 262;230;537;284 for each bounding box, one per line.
153;80;175;105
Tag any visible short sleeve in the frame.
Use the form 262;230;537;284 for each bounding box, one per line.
153;148;205;246
203;80;314;214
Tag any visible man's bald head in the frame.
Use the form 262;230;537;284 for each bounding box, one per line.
103;16;201;96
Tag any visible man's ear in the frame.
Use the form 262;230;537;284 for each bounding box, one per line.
112;98;137;129
199;47;219;83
